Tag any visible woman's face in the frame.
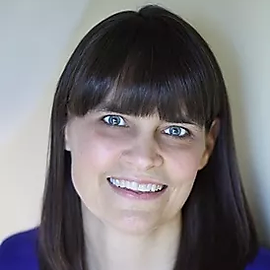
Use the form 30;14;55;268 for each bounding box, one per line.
65;108;215;234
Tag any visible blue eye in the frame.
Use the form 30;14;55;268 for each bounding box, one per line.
102;115;126;126
164;126;189;138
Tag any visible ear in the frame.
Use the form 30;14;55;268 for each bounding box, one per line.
64;124;71;151
199;119;220;170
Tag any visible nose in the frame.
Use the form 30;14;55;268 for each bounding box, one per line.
121;135;164;171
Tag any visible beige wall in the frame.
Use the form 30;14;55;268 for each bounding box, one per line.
1;0;269;246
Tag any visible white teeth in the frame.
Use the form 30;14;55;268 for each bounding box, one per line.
151;184;157;192
138;184;147;192
126;181;131;189
131;181;139;191
120;180;125;188
109;177;165;193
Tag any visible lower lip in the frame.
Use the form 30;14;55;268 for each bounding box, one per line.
108;181;167;200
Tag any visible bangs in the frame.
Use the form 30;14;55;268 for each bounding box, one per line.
67;8;222;127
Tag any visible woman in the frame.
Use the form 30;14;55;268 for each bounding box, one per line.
0;5;269;270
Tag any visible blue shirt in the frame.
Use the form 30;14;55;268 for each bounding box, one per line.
0;228;270;269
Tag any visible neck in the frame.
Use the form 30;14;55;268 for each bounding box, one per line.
82;203;181;270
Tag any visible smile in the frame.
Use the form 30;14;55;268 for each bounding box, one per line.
107;177;167;193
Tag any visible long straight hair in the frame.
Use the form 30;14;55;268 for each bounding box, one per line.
38;5;258;270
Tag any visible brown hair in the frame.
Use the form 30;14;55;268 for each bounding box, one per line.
38;5;258;270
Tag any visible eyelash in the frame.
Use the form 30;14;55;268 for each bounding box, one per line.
102;115;127;127
101;115;191;139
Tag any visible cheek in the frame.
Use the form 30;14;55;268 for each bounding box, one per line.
162;146;205;213
164;143;205;185
70;131;124;180
69;133;123;210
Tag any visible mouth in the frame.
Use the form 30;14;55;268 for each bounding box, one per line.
106;177;168;195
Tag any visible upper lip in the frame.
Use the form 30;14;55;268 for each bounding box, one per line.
108;175;167;186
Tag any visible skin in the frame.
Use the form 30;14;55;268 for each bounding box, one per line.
65;109;218;270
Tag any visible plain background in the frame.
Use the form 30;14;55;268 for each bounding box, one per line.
0;0;269;247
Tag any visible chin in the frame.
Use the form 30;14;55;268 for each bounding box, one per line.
109;210;163;235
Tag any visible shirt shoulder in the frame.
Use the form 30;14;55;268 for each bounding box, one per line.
0;228;39;270
246;247;270;270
